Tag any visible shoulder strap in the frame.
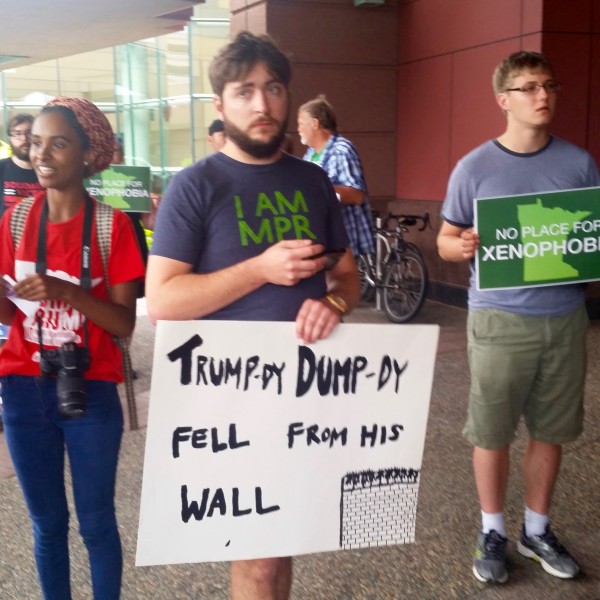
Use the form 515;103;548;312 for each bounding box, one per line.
94;198;114;285
94;199;139;430
9;197;36;248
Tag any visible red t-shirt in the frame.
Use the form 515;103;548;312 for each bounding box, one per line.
0;193;145;382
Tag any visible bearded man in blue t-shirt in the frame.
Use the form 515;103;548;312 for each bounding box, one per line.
146;31;360;600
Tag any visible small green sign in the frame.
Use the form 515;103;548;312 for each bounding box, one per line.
85;165;151;212
475;186;600;290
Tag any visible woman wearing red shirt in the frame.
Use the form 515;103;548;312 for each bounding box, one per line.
0;97;144;600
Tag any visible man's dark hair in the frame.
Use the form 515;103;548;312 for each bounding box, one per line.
209;31;291;97
299;95;337;133
493;51;555;94
8;113;34;132
114;133;124;151
208;119;224;136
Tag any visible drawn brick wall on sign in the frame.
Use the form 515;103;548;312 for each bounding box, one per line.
339;467;420;549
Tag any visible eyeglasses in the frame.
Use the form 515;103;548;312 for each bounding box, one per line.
504;82;562;95
9;130;31;139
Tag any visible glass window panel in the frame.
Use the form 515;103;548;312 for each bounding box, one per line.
163;101;195;168
190;20;230;95
194;0;231;19
0;1;230;175
1;60;60;106
193;97;223;160
55;48;116;102
160;32;192;99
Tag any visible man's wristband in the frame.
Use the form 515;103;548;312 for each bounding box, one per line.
323;293;349;316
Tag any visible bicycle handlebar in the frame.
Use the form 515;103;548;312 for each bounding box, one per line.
376;212;431;232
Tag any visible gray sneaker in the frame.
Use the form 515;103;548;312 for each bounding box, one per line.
473;530;508;583
517;525;580;579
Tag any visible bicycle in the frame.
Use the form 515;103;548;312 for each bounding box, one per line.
357;212;430;323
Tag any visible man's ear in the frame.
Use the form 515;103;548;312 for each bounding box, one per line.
496;92;509;113
213;95;223;118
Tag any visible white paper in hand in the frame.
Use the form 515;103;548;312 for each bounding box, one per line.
2;274;41;317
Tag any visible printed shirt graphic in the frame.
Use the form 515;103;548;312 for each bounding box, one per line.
0;159;44;217
0;193;145;380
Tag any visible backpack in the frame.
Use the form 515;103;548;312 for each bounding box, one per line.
9;197;139;430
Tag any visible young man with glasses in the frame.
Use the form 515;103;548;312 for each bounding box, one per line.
0;114;44;218
437;51;599;584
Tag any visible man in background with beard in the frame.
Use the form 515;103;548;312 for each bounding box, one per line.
0;114;44;429
0;113;44;218
146;31;359;600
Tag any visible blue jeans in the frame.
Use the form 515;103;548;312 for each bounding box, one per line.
1;375;124;600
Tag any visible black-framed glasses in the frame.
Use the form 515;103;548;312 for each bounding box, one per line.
9;130;31;139
504;82;562;95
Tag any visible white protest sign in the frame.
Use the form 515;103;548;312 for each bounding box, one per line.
136;321;439;566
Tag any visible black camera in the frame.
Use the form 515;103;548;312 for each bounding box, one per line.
40;342;91;419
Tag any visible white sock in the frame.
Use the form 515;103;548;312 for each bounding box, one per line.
481;511;506;537
524;506;549;537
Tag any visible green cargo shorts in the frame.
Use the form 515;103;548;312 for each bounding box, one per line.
464;306;588;450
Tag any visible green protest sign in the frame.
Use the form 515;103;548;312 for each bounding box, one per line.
85;165;151;212
475;186;600;290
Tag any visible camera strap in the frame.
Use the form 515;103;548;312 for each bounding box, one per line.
35;193;93;349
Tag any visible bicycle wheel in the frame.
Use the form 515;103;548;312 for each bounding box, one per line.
404;241;425;262
381;250;428;323
356;254;376;302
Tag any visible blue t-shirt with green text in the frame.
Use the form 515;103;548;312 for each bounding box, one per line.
151;152;349;321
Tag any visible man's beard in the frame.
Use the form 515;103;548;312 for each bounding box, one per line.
11;144;31;162
224;117;287;160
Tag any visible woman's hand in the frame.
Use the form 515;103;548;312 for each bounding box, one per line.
13;274;74;303
0;277;16;324
0;277;11;299
14;274;137;338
